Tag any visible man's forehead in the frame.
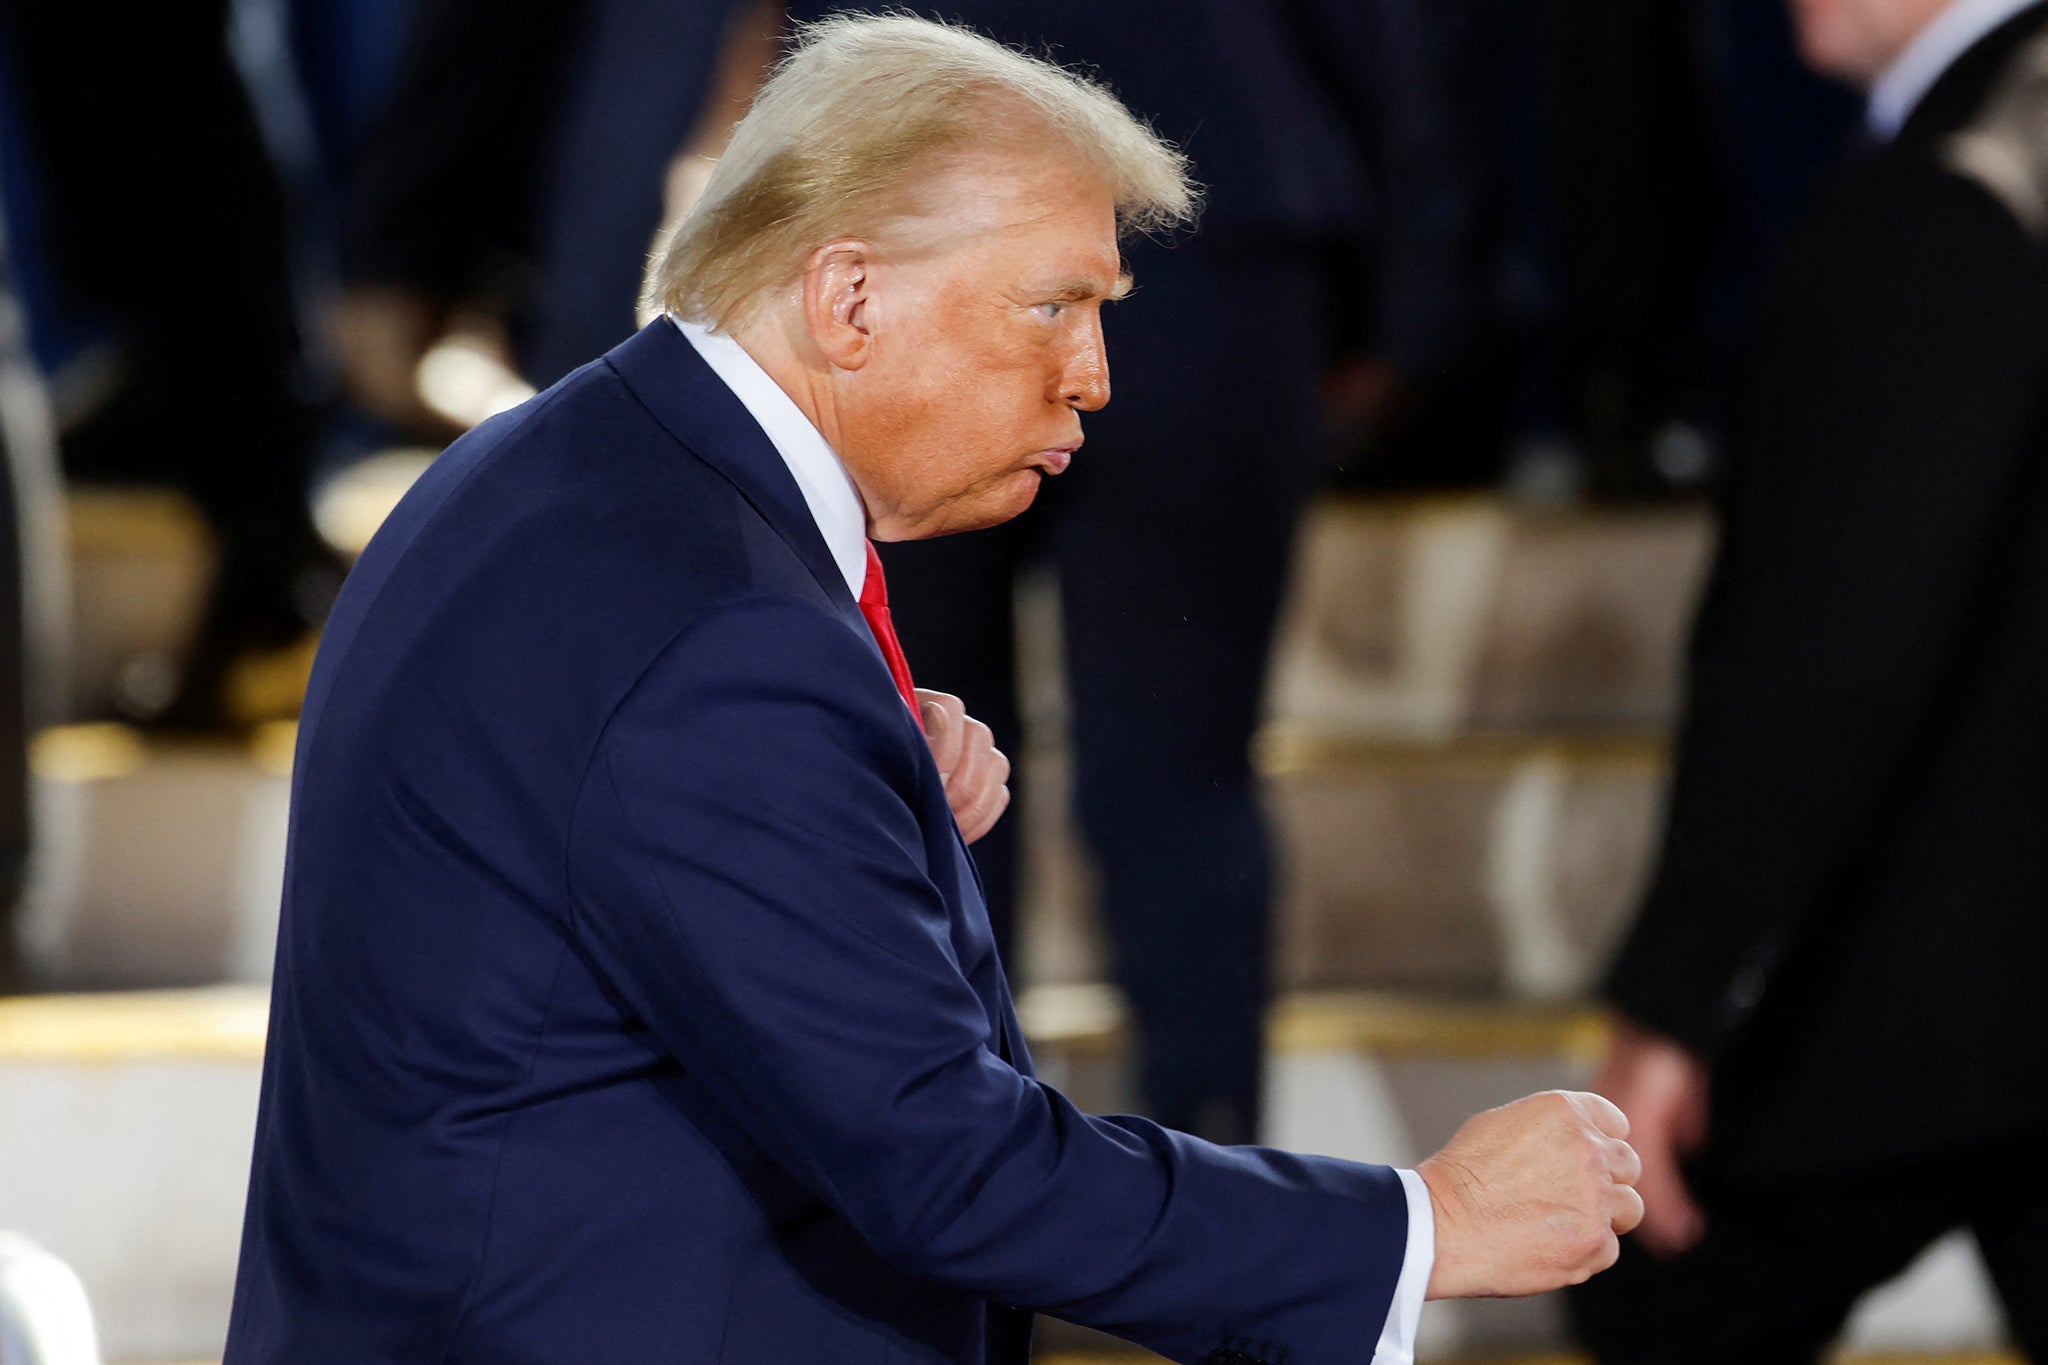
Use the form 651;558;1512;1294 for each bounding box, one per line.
895;147;1117;238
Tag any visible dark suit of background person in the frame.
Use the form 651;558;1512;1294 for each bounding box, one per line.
338;0;611;380
1571;2;2048;1357
224;316;1423;1365
336;0;750;402
0;0;335;726
775;0;1487;1147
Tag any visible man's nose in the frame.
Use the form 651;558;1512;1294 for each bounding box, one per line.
1058;317;1111;411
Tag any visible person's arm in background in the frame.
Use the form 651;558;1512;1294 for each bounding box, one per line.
333;0;588;437
1598;163;2048;1252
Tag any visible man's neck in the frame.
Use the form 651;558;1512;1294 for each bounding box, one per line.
728;314;848;455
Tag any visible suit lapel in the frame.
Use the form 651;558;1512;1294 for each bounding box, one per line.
604;319;864;632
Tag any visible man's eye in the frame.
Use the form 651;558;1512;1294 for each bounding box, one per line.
1036;301;1067;319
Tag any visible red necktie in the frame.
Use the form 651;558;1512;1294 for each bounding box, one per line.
859;541;919;715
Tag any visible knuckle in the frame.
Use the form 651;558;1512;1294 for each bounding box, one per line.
1614;1187;1646;1235
1575;1218;1612;1263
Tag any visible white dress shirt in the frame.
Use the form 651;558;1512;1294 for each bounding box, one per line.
1376;1170;1435;1363
672;314;870;599
1868;0;2041;139
670;311;1437;1361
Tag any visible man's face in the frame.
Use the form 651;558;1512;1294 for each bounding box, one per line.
1788;0;1953;83
834;152;1122;541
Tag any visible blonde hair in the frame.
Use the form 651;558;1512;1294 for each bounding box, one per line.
641;12;1197;330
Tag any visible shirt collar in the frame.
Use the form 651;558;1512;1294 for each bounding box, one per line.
670;314;869;599
1868;0;2040;139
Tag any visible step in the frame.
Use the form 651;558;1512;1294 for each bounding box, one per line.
0;990;263;1363
1266;496;1712;736
1016;730;1669;1001
1266;730;1665;998
18;726;291;990
65;490;214;722
0;989;2009;1364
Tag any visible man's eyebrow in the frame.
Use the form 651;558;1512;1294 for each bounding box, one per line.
1048;273;1135;303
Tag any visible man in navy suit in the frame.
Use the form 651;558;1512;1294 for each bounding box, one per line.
340;0;1491;1146
227;16;1640;1364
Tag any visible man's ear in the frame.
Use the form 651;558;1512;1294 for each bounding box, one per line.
801;241;873;371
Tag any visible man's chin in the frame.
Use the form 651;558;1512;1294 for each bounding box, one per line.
894;474;1043;541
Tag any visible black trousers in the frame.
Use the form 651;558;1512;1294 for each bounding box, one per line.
876;237;1335;1142
1;0;323;654
1569;1135;2048;1362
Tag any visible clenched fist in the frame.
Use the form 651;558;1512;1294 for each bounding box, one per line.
1419;1090;1644;1299
916;690;1011;844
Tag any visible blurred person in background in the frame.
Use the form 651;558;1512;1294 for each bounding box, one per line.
331;0;595;436
1575;0;2048;1356
1527;0;1724;499
331;0;759;431
1482;0;1860;501
0;1;339;729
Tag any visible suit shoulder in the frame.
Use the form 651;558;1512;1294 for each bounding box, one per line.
1784;141;2048;315
1940;27;2048;238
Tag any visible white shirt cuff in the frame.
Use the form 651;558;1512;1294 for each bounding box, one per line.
1372;1169;1435;1365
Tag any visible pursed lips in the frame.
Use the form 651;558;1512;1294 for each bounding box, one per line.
1033;444;1079;474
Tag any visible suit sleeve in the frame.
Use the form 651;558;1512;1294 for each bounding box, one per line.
565;595;1411;1365
1608;165;2048;1058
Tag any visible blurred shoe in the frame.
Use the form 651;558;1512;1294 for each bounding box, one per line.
132;539;342;733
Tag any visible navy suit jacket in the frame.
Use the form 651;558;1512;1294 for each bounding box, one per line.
225;320;1412;1365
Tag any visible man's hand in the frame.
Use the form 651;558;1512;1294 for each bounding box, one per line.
1419;1090;1644;1299
1590;1019;1710;1257
916;690;1010;844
